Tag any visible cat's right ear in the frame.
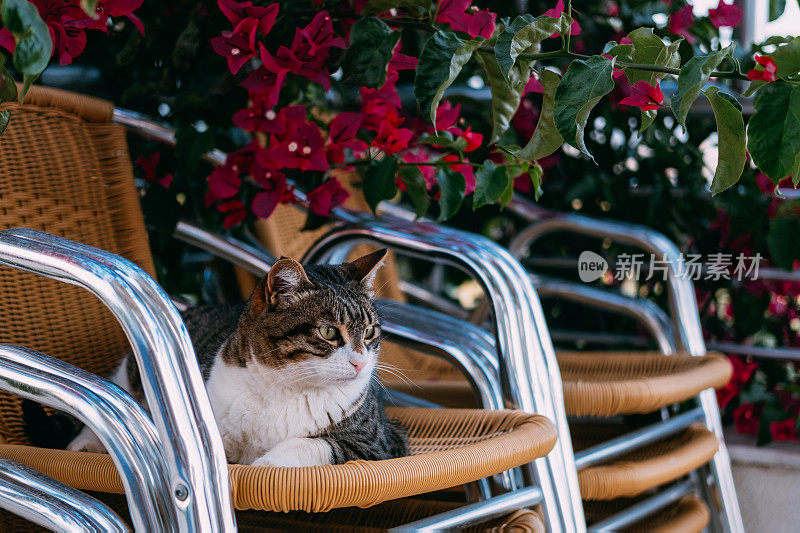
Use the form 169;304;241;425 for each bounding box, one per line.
251;258;311;313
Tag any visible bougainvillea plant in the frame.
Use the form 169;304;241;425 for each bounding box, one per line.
191;0;800;225
0;0;143;129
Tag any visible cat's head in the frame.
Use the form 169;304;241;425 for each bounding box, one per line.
238;249;388;388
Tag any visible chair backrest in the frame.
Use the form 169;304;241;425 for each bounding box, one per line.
0;85;155;444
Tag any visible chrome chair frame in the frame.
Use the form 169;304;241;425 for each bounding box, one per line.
0;456;128;532
507;196;743;533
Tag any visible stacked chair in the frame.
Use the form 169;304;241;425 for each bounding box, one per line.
247;188;743;529
0;85;563;531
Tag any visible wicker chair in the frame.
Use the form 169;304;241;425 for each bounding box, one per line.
0;85;559;530
252;178;737;530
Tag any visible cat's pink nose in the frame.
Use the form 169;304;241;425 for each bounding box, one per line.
350;360;364;373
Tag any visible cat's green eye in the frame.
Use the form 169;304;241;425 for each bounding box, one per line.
318;326;338;340
364;325;375;339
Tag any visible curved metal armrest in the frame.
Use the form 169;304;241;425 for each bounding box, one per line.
173;220;275;276
0;228;236;532
376;299;503;411
508;195;704;355
0;457;129;532
0;344;169;530
531;276;677;354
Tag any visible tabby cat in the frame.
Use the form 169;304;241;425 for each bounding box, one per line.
66;249;409;467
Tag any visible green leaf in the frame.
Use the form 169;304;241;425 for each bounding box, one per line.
639;109;657;134
624;28;681;84
516;69;563;161
398;166;429;219
361;0;432;16
767;217;800;270
363;156;400;213
604;42;633;63
671;45;734;127
743;80;766;98
527;162;543;201
703;87;746;195
414;31;483;127
0;110;10;134
343;17;401;89
416;132;468;152
2;0;53;78
79;0;99;18
19;73;38;103
771;36;800;78
473;160;511;209
747;81;800;184
435;166;465;220
0;64;18;103
494;14;570;80
476;49;530;143
554;56;614;161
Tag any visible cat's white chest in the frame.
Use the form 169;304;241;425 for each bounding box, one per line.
205;361;359;464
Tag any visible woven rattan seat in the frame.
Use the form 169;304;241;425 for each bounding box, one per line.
571;424;718;500
558;351;732;417
584;494;710;532
0;408;555;513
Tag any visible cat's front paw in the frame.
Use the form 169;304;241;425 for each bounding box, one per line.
66;427;107;454
251;438;333;467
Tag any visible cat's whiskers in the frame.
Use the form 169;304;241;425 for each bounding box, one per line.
375;362;419;390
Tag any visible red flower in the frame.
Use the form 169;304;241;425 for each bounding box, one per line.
208;165;241;199
326;112;368;164
716;380;739;409
619;80;664;111
295;10;346;58
259;41;333;91
0;0;88;65
729;355;758;385
251;171;287;219
226;140;261;174
97;0;145;34
708;1;742;28
240;66;288;106
257;108;330;173
211;17;258;74
770;418;797;441
543;0;581;37
402;149;437;189
373;121;414;156
434;100;463;135
233;98;279;132
135;152;172;188
442;154;476;194
523;77;544;96
461;127;483;152
388;41;418;73
218;199;247;229
360;71;402;130
747;55;777;82
733;404;760;435
435;0;497;39
668;5;695;43
218;0;278;35
307;177;350;216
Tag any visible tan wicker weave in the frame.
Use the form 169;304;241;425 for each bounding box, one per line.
0;408;556;512
584;494;710;533
0;85;155;445
571;424;718;500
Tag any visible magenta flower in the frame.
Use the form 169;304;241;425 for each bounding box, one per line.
218;0;278;35
747;55;777;82
232;98;279;132
373;121;414;155
619;80;664;111
435;0;497;39
210;17;258;74
208;165;242;199
708;1;742;28
442;154;476;194
258;109;330;173
668;5;695;43
308;177;350;216
402;149;437;189
326;113;368;164
543;0;581;37
135;152;172;188
217;199;247;229
251;171;287;219
240;66;288;107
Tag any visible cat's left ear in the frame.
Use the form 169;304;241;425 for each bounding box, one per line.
343;248;388;291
